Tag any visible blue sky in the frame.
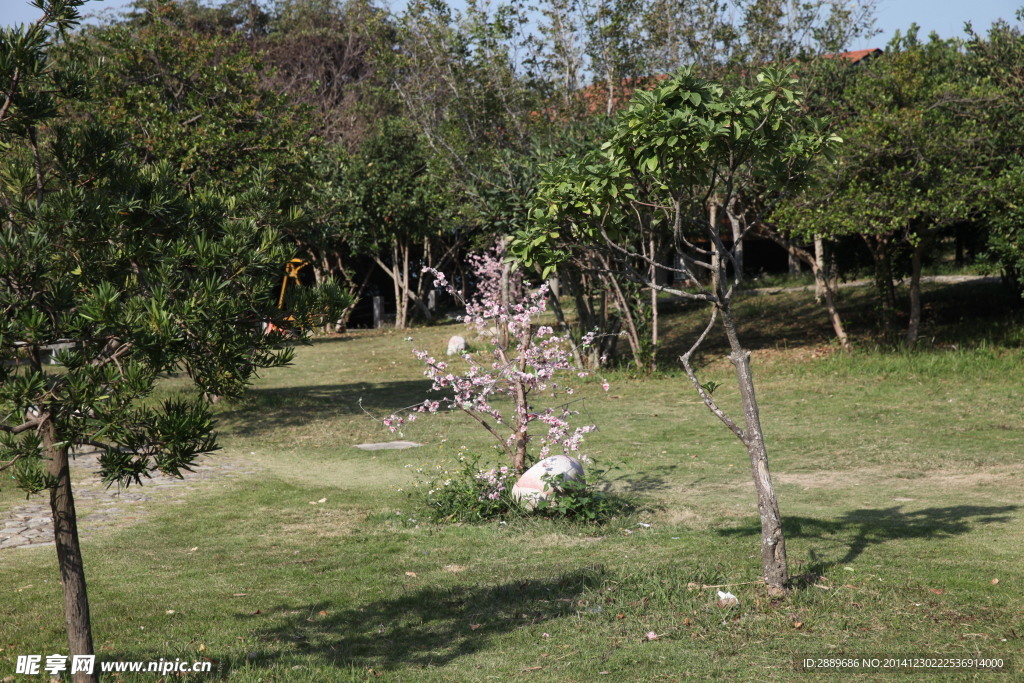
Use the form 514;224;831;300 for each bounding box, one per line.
2;0;1021;46
854;0;1021;48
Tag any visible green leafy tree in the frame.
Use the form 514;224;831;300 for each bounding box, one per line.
66;0;367;323
65;0;314;205
780;31;994;343
340;118;449;328
0;2;347;677
512;67;838;593
967;11;1024;299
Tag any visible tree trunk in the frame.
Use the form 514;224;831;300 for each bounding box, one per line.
709;201;721;291
43;418;98;683
804;239;849;349
649;235;658;372
601;268;643;368
719;306;789;594
818;268;850;349
499;238;511;349
391;242;404;329
726;201;744;284
605;68;615;118
813;234;827;302
866;235;897;338
415;236;432;312
906;241;925;346
375;242;432;329
546;279;584;367
761;230;849;348
400;242;411;329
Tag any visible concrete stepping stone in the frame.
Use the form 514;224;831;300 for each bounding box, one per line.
354;441;423;451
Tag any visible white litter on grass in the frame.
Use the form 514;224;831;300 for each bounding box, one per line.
716;590;739;608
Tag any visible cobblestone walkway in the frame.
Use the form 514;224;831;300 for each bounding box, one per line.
0;450;259;552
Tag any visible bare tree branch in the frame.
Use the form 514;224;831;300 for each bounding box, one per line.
678;307;745;441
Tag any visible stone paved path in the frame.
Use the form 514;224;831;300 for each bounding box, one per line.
0;449;259;552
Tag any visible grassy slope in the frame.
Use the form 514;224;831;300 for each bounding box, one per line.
1;281;1022;681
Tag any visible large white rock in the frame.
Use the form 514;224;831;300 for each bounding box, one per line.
446;335;467;356
512;455;585;510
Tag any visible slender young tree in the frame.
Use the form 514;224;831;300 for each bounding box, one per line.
512;68;839;593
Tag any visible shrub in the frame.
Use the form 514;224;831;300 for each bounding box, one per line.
413;452;634;523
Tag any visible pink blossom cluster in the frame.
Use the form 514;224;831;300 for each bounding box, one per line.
533;411;597;461
466;240;523;308
386;268;609;471
476;465;514;500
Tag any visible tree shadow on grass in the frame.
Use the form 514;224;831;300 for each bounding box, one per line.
215;379;435;438
239;565;606;671
718;504;1019;576
608;464;679;494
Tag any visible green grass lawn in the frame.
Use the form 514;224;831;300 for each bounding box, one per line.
1;282;1022;681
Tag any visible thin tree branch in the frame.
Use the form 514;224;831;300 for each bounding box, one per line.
0;416;44;435
679;306;745;441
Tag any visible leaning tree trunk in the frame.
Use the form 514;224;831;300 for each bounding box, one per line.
43;417;98;683
720;305;789;593
816;266;850;349
771;234;849;349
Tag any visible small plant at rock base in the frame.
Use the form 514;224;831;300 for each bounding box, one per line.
532;467;636;522
413;453;518;522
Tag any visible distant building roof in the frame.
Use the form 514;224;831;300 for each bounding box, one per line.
562;48;883;118
822;48;883;64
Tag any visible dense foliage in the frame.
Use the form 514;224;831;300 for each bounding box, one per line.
1;1;347;671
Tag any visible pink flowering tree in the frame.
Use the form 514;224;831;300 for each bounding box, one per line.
466;239;523;309
386;268;608;473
